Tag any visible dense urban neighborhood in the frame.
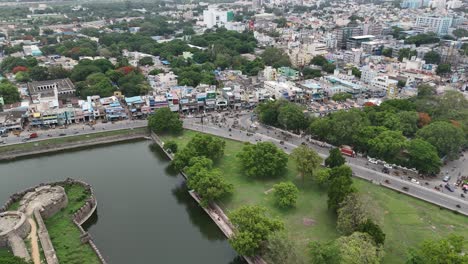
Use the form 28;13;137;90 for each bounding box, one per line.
0;0;467;263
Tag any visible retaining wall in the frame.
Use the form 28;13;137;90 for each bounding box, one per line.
0;130;147;161
150;132;266;264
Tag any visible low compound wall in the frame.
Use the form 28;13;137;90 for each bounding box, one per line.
0;178;107;264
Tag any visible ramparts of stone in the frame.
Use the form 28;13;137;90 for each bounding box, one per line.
0;179;107;264
34;208;59;264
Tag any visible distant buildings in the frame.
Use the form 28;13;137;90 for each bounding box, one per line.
23;45;42;56
203;7;234;29
414;16;453;35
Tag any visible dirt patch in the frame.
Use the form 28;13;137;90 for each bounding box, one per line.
264;188;274;195
303;217;316;226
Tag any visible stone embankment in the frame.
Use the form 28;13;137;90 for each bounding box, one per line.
0;179;107;264
150;132;266;264
0;129;148;161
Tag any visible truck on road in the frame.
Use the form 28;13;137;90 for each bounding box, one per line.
340;145;356;157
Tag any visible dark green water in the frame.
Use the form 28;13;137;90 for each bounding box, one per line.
0;140;243;264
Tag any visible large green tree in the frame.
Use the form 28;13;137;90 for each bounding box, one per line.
407;234;467;264
416;121;465;160
325;148;346;168
260;47;291;68
264;232;304;264
186;158;233;206
277;103;308;132
272;182;299;208
406;139;442;174
148;107;183;134
291;145;322;183
0;81;20;104
229;205;284;256
335;232;383;264
368;130;408;163
423;51;441;65
327;165;355;212
237;142;288;179
310;232;382;264
336;193;369;235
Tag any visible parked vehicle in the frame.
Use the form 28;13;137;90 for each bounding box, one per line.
382;167;390;174
411;179;420;185
443;175;451;182
445;184;455;192
340;145;356;157
384;163;393;169
368;157;378;164
29;133;38;139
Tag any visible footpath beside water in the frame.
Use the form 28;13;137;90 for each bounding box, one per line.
150;132;266;264
0;128;148;161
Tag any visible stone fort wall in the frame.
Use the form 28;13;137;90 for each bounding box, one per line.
0;211;30;248
0;178;107;264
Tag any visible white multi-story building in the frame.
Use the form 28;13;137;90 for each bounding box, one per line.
415;16;453;36
402;56;426;71
371;75;398;91
203;7;233;29
361;66;378;84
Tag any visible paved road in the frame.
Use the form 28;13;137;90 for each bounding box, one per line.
183;116;468;216
1;120;147;146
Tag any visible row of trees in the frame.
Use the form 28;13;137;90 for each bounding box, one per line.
308;149;386;264
256;86;467;174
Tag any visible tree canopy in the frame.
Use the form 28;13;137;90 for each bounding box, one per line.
273;182;299;208
237;142;288;179
407;234;467;264
148;107;183;134
229;205;284;256
325;148;346;168
416;121;465;160
291;145;322;183
0;81;21;104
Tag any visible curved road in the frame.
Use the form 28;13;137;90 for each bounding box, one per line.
183;116;468;216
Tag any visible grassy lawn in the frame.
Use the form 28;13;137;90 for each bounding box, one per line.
162;130;468;263
0;127;147;154
45;184;100;264
0;248;13;257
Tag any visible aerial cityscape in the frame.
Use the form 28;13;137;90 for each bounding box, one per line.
0;0;467;263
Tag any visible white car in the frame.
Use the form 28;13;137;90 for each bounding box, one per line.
384;164;393;169
368;157;378;164
411;179;420;185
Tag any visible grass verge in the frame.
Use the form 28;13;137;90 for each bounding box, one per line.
161;130;468;264
45;184;100;264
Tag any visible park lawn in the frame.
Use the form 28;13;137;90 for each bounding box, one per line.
45;184;100;264
0;248;13;257
0;127;147;154
161;130;468;263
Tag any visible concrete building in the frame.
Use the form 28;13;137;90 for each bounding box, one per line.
335;27;363;49
203;7;234;29
23;45;42;56
346;35;375;50
415;16;453;36
401;0;424;9
27;78;75;100
371;75;398;91
361;66;378;84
